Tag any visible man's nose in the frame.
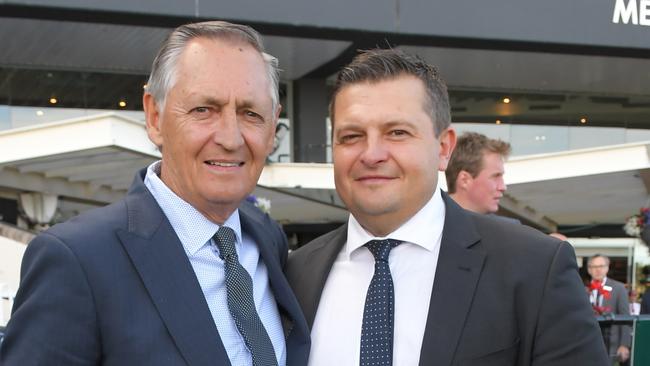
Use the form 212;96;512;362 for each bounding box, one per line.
360;136;388;166
213;109;244;150
498;178;507;192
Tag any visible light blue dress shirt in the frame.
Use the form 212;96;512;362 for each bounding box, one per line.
144;161;286;366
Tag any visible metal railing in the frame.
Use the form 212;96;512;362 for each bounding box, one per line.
596;314;650;366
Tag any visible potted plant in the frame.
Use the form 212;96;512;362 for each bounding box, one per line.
624;207;650;245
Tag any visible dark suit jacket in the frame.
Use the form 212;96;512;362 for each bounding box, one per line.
641;290;650;314
0;169;310;366
286;192;607;366
599;278;632;355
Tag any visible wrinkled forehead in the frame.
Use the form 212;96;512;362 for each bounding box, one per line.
178;37;263;72
175;40;272;97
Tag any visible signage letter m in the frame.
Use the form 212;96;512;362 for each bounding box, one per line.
613;0;638;24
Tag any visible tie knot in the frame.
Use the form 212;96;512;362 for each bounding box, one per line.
365;239;401;263
214;226;237;260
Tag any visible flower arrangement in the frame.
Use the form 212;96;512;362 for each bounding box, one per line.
623;207;650;237
246;195;271;214
588;281;612;315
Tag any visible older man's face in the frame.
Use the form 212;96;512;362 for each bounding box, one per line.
588;257;609;282
144;37;277;223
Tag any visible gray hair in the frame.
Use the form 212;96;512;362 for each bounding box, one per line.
330;48;451;136
146;21;280;111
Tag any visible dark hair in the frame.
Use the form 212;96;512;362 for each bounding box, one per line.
445;132;512;193
329;48;451;136
588;254;610;266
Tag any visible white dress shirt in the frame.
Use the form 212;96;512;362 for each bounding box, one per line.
144;161;286;366
589;277;611;307
309;189;446;366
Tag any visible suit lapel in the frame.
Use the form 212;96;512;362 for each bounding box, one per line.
419;192;485;366
117;171;229;366
601;278;616;309
297;225;347;329
239;204;294;336
239;203;311;365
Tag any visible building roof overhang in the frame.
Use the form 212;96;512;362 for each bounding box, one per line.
1;114;648;229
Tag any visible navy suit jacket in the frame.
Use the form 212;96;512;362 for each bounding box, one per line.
0;169;310;366
286;192;607;366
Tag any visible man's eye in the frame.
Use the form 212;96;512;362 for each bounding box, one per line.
339;134;361;143
245;110;262;120
390;130;408;136
189;107;214;121
191;107;210;115
241;109;266;124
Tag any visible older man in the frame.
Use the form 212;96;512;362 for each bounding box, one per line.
587;254;631;364
0;21;309;366
446;132;511;214
286;49;607;366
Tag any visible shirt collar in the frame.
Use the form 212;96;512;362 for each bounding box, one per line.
143;161;243;256
345;188;445;259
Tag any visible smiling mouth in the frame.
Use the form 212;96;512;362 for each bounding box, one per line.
356;176;394;182
205;160;244;167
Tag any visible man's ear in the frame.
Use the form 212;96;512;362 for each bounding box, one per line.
143;93;163;148
437;127;457;171
457;170;473;190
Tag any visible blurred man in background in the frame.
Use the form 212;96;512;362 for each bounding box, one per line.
446;132;510;214
587;254;631;364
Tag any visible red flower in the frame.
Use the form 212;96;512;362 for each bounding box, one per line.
599;287;611;300
588;281;612;314
593;305;612;315
589;280;602;291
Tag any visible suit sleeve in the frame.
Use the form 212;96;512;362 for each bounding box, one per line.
615;282;632;348
0;233;100;366
532;242;609;366
642;292;650;314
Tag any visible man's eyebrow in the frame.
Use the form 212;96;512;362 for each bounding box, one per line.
192;96;225;106
383;120;417;129
334;119;418;134
188;96;269;116
236;100;256;109
335;122;364;131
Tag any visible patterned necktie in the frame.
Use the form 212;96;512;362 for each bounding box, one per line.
360;239;401;366
213;226;278;366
